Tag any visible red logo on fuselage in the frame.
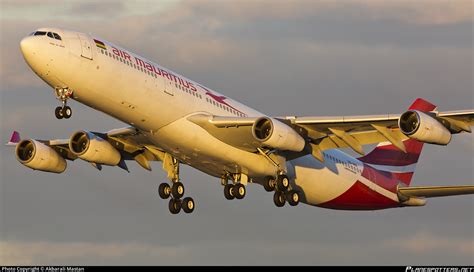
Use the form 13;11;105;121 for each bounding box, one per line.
198;85;246;116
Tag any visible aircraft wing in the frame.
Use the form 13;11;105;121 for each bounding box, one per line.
188;107;473;158
398;185;474;198
6;127;166;171
283;109;473;154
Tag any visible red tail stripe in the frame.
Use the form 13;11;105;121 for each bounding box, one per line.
359;139;424;166
361;165;402;191
318;181;399;210
391;172;414;185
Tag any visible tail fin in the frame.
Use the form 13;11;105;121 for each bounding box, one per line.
358;98;437;185
6;131;21;146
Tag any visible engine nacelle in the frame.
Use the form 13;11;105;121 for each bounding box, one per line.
398;110;452;145
15;139;67;173
69;131;121;165
252;117;305;152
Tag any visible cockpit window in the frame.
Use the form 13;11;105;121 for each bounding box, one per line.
44;32;62;41
34;31;46;36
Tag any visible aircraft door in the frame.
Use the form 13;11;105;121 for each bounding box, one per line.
77;33;93;60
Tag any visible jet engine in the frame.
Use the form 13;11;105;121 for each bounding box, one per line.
15;139;67;173
398;110;451;145
69;130;121;165
252;117;305;152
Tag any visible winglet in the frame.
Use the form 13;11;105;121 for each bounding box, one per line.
6;131;21;146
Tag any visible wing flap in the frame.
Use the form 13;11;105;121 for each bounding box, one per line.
399;185;474;198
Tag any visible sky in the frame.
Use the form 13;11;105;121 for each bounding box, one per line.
0;0;473;265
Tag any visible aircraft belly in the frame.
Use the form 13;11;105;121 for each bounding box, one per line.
150;117;279;178
289;155;359;205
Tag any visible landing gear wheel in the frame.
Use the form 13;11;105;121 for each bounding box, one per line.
55;106;64;119
286;190;300;206
234;183;246;199
182;197;195;213
169;198;182;214
171;182;185;199
62;106;72;119
276;175;290;191
273;191;286;207
263;177;275;192
224;184;235;200
158;183;171;199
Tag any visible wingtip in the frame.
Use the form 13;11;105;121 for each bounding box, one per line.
10;131;21;143
6;131;21;145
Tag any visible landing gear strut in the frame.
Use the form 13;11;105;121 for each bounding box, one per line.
157;154;195;214
54;87;73;119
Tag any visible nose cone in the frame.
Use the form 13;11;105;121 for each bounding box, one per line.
20;36;37;64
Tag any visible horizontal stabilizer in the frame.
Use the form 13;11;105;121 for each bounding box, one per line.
399;185;474;198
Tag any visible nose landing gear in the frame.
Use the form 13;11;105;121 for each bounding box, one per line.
54;105;72;119
54;87;73;119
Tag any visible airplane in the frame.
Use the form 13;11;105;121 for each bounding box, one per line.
8;27;474;214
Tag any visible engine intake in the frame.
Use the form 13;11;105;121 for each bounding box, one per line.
15;139;66;173
252;117;305;152
69;130;121;165
399;110;451;145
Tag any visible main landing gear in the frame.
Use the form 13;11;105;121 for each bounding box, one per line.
158;182;195;214
222;174;247;200
157;155;195;214
54;87;73;119
264;175;300;208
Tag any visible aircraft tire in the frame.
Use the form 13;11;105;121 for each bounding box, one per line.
55;106;63;119
273;191;286;207
169;198;182;214
263;177;275;192
158;183;171;199
171;182;185;199
234;183;246;199
182;197;195;213
286;190;300;206
276;175;290;191
62;106;72;119
224;184;235;200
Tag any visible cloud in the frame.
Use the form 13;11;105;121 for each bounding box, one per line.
169;0;472;25
2;232;473;265
0;240;179;265
356;0;473;25
66;2;127;18
383;231;474;256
